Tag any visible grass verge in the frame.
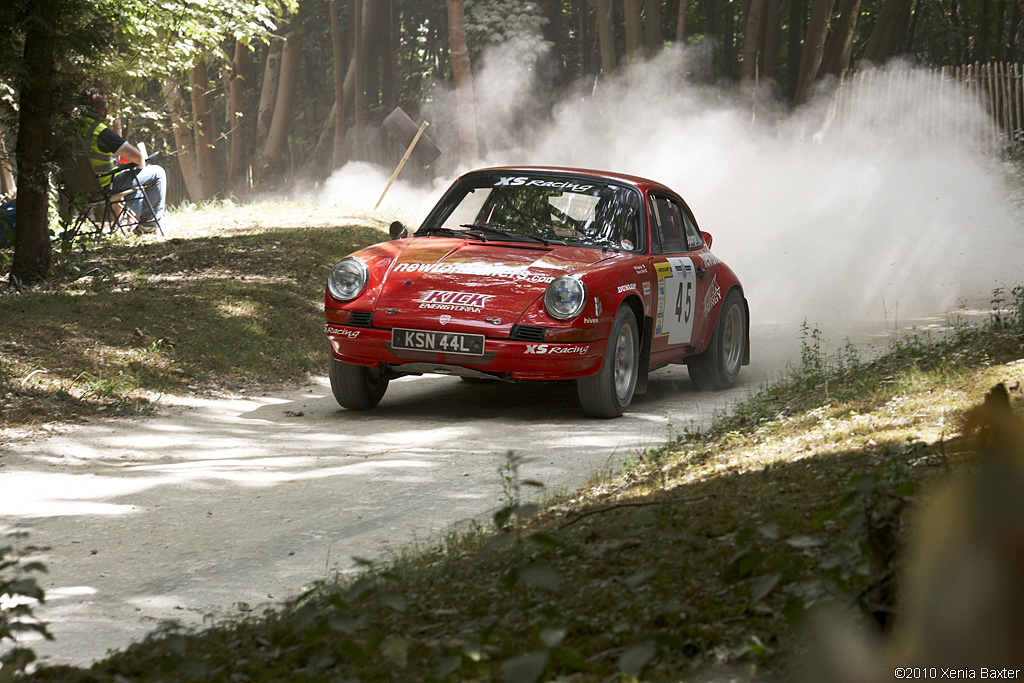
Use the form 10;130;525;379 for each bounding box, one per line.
0;207;387;430
14;285;1024;681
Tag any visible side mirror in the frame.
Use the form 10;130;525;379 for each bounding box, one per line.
389;221;408;240
702;231;713;249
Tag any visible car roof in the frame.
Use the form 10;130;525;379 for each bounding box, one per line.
461;166;676;195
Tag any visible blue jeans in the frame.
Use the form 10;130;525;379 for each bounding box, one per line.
111;164;166;226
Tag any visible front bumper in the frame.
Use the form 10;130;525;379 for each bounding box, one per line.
326;324;606;381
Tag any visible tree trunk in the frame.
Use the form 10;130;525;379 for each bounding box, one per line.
643;0;662;55
0;134;15;198
304;3;379;178
162;81;204;202
676;0;688;41
331;0;347;168
762;0;783;79
862;0;914;63
260;24;304;181
446;0;478;162
793;0;836;105
10;4;56;286
822;0;861;75
256;36;283;148
786;0;806;100
624;0;644;61
740;0;766;103
189;59;222;200
382;0;396;112
228;40;249;193
596;0;617;75
354;0;365;137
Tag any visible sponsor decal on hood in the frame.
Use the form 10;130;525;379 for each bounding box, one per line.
415;290;495;312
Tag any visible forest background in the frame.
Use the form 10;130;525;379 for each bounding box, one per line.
1;0;1023;286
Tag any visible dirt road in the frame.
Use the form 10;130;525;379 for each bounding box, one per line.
2;344;789;667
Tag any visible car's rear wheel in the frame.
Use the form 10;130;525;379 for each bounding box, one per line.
578;306;639;418
687;288;745;390
329;355;389;409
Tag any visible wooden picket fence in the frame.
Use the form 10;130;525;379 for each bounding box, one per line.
832;61;1024;158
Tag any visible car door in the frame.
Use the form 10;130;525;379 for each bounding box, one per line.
647;193;709;362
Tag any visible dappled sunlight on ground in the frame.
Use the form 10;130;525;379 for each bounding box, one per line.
1;365;756;667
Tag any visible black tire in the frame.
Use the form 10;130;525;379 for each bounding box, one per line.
329;355;389;409
688;288;746;390
578;306;640;418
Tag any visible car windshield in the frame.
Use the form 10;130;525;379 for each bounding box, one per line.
424;174;644;252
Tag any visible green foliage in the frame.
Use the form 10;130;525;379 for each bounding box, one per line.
464;0;551;65
0;533;51;680
112;0;291;82
730;453;921;632
720;286;1024;436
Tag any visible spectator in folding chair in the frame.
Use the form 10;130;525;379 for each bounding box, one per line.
79;87;166;234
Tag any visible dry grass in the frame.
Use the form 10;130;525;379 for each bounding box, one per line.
1;204;388;432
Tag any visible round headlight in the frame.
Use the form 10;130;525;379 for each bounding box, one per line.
327;257;369;301
544;275;587;321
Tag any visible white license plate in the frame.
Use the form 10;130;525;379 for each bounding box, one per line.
391;328;485;356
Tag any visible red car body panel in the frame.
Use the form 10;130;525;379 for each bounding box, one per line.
325;167;746;384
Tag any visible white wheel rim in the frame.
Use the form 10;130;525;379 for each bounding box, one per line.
721;302;744;376
613;322;637;401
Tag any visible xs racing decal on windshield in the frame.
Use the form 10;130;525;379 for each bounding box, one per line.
392;261;555;284
494;176;595;193
416;290;494;312
655;256;697;346
326;325;361;338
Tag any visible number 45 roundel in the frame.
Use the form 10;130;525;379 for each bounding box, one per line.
655;256;697;346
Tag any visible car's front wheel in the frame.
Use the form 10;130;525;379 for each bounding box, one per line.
329;356;389;409
578;306;639;418
687;288;746;390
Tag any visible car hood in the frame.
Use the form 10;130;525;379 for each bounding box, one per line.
374;238;609;334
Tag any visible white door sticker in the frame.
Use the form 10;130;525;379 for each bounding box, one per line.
655;256;697;345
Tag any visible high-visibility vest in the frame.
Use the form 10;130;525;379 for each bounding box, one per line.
84;117;117;187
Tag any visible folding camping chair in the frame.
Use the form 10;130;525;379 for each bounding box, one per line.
58;152;162;241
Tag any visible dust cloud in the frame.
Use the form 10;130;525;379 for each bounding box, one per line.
321;44;1024;336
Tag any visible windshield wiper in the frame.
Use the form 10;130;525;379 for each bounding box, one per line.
417;226;486;240
460;223;558;246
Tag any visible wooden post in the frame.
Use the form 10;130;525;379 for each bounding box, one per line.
375;120;428;210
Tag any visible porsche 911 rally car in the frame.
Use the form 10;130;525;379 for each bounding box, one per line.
325;167;749;418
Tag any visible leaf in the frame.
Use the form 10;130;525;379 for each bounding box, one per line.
328;614;363;635
305;650;336;676
554;648;587;671
529;532;567;549
518;564;563;591
785;535;825;548
617;639;657;676
729;549;766;577
461;642;485;662
755;522;781;540
436;654;461;677
380;635;407;668
750;572;782;603
624;568;657;588
499;650;548;683
539;625;567;648
782;596;806;626
378;591;406;612
517;502;540;519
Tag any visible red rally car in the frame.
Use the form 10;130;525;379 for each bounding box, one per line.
325;167;749;418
